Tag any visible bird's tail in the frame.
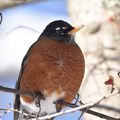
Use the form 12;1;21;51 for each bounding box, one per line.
14;94;20;120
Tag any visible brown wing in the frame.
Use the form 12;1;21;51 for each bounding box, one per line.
14;41;38;120
20;38;85;103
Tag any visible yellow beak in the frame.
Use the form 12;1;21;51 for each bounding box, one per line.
68;25;85;35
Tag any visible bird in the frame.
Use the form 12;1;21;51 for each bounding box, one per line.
14;20;85;120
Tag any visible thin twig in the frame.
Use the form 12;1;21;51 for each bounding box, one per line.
5;25;40;36
0;107;29;117
29;103;119;120
28;102;103;120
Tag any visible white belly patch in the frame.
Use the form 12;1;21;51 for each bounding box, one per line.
20;92;65;116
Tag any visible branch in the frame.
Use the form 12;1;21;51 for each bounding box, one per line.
0;85;19;94
30;89;120;120
0;0;39;9
118;72;120;78
52;90;120;120
0;101;118;120
1;85;120;120
0;85;33;96
96;104;120;113
0;85;120;120
0;13;2;25
29;103;105;120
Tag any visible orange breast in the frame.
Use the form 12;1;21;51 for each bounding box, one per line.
20;37;85;103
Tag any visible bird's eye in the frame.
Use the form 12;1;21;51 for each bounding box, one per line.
55;27;61;31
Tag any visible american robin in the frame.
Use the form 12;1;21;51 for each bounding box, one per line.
14;20;85;120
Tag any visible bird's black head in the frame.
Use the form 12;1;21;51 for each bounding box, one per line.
41;20;84;43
